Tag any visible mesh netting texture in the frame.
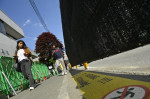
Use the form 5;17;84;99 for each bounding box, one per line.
60;0;150;66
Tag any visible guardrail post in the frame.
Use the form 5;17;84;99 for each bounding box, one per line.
2;72;17;96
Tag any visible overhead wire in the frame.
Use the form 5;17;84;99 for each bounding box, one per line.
29;0;50;32
29;0;63;48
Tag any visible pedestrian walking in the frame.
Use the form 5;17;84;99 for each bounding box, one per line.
14;40;36;90
51;44;67;75
63;50;70;70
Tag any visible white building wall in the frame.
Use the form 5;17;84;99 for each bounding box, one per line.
0;33;17;57
0;10;38;59
0;10;24;36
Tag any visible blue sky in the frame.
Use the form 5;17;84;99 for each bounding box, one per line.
0;0;64;50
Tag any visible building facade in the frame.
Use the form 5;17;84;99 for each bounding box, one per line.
0;9;24;57
0;10;38;60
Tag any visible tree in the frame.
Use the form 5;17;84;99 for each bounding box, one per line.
35;32;63;65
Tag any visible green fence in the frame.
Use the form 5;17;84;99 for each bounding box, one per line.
0;56;50;95
31;63;50;80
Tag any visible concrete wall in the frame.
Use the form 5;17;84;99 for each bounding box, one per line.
0;33;17;57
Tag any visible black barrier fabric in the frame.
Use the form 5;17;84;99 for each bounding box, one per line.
60;0;150;66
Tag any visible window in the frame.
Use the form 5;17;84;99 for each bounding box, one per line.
0;20;6;35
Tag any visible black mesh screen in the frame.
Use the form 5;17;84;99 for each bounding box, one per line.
60;0;150;66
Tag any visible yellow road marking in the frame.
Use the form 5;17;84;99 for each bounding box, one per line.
72;71;150;99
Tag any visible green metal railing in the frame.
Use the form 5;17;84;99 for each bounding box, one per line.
31;63;50;80
0;56;28;95
0;56;50;95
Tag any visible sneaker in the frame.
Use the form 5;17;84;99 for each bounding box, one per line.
64;72;67;75
61;72;64;76
29;87;34;90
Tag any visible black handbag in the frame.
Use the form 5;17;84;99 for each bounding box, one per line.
14;62;21;72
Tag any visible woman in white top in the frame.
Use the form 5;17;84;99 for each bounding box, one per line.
14;40;35;90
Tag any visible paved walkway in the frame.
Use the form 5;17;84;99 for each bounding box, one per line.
10;72;83;99
81;44;150;75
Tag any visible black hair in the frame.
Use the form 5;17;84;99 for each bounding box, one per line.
16;40;28;50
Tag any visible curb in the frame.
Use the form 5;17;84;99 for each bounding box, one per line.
76;67;150;76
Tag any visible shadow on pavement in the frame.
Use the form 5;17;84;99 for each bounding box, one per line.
69;69;150;82
69;69;84;76
88;71;150;82
69;69;85;99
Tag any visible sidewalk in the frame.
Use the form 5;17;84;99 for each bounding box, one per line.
78;66;150;75
10;72;83;99
77;44;150;75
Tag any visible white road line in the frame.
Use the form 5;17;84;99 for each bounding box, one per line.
58;75;69;99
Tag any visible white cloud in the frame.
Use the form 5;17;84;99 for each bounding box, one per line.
23;19;31;26
34;23;42;27
39;24;42;27
33;23;38;26
33;37;37;41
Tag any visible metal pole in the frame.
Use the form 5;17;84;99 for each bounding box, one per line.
2;72;17;96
